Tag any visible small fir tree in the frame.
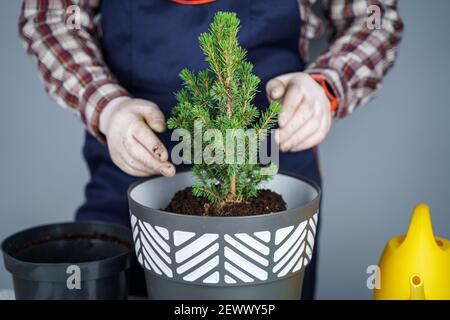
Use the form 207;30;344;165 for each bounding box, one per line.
167;12;280;207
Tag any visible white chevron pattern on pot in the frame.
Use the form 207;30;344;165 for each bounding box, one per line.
131;214;173;278
131;212;318;284
223;233;270;283
174;231;220;283
272;212;318;278
131;214;143;265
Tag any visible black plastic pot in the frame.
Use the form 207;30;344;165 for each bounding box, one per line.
128;171;320;300
1;221;133;300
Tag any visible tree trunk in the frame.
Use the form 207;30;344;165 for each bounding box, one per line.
230;175;236;196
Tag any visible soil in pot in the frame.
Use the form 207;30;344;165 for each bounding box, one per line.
165;187;286;216
10;233;131;263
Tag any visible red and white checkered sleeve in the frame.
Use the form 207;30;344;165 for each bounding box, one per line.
305;0;404;118
19;0;130;141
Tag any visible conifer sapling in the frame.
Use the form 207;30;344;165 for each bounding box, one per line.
167;12;281;208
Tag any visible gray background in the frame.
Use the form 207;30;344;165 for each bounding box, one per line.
0;1;449;299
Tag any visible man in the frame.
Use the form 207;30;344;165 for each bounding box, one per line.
19;0;403;299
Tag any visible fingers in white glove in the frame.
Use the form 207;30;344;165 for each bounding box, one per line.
131;120;169;162
114;151;151;177
276;97;314;148
134;99;167;133
100;98;176;177
289;111;331;152
123;134;174;176
281;109;322;150
267;73;332;153
266;78;286;101
278;81;305;127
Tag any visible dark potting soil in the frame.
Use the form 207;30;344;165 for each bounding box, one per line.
165;187;287;216
10;233;132;263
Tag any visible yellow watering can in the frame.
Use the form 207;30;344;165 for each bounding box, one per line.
374;204;450;300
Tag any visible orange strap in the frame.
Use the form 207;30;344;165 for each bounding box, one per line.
311;74;339;113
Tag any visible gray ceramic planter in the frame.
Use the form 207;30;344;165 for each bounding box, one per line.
128;171;320;300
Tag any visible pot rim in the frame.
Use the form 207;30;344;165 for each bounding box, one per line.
127;169;321;220
1;221;133;269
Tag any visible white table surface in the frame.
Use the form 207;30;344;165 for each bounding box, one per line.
0;289;15;300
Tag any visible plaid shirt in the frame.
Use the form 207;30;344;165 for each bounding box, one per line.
19;0;404;141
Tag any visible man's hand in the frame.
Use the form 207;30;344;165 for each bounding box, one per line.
266;73;332;152
99;98;176;177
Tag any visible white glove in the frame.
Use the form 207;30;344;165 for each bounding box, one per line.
266;72;332;152
99;97;175;177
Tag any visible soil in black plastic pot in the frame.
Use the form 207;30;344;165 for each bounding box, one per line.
165;187;286;216
10;233;132;263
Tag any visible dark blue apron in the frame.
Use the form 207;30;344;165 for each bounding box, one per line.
76;0;321;299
